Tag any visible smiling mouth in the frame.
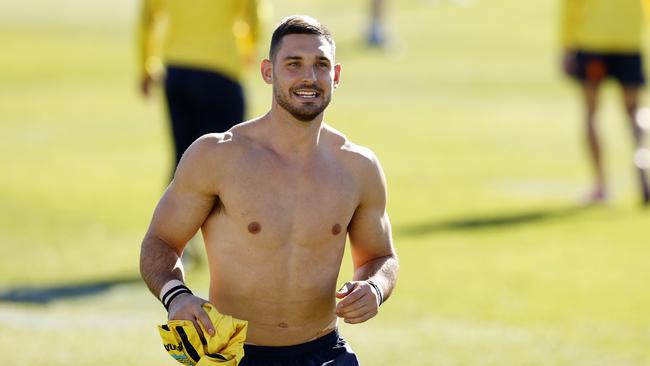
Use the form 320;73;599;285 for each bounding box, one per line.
293;89;320;99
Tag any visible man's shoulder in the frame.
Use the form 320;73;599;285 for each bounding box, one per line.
178;131;253;177
191;123;256;155
175;128;256;184
322;125;387;196
194;132;231;146
322;124;379;167
185;132;231;159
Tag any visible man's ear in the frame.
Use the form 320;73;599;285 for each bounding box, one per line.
333;63;342;88
261;59;273;85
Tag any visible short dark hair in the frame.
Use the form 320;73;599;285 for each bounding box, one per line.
269;15;335;61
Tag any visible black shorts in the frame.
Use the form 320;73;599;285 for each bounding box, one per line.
568;50;645;86
240;330;360;366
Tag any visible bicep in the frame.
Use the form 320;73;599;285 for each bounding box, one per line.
347;155;395;268
145;137;221;253
348;208;394;268
146;185;215;254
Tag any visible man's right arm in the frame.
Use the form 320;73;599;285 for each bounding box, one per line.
140;135;225;335
138;0;164;97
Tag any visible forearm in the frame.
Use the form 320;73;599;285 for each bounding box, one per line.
352;254;398;302
140;235;186;298
138;0;152;76
138;0;164;78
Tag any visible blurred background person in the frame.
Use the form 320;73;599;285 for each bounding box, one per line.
560;0;650;205
367;0;388;47
138;0;262;178
138;0;263;265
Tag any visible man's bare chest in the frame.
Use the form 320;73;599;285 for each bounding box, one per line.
213;157;360;242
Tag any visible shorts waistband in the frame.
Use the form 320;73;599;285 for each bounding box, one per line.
243;330;339;359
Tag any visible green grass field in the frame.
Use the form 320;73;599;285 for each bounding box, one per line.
1;0;649;364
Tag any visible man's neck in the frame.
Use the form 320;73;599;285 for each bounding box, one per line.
260;106;325;160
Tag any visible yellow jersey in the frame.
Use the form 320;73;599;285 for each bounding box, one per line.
139;0;262;81
560;0;650;52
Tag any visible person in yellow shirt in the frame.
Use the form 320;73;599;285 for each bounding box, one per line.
138;0;262;176
561;0;650;205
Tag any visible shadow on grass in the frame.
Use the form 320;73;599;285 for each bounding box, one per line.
0;276;141;304
396;205;588;237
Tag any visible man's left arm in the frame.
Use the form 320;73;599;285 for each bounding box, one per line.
335;151;398;324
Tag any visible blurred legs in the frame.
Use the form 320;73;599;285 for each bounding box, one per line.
581;82;607;203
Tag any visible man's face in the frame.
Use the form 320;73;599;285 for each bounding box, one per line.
263;34;341;122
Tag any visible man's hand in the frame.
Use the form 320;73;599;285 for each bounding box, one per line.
140;74;153;98
167;293;215;340
140;72;157;98
335;281;380;324
562;50;577;77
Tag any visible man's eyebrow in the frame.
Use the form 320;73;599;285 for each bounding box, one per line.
281;55;331;62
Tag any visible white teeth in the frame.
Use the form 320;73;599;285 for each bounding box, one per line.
294;90;317;98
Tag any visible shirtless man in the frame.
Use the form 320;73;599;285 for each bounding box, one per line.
140;15;399;365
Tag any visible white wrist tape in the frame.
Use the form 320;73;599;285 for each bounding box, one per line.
159;280;192;310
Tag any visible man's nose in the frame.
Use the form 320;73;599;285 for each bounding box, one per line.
301;65;317;82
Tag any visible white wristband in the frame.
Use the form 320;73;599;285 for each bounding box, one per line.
159;279;194;310
159;279;185;301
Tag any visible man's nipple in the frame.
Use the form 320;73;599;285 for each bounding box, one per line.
248;221;261;234
331;223;341;235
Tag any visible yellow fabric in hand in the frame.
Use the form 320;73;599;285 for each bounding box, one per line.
158;303;248;366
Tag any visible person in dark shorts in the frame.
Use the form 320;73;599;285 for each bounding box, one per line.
138;0;262;176
561;0;650;205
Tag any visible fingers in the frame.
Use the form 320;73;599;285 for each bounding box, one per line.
338;301;374;322
335;281;379;324
195;306;215;337
336;283;363;307
168;294;215;338
140;76;152;97
191;319;207;344
341;308;378;324
335;282;354;298
562;52;577;76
